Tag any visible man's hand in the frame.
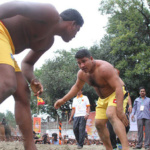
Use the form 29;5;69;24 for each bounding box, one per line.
84;114;89;120
117;111;129;127
54;99;65;109
131;115;135;122
68;118;72;124
30;78;43;96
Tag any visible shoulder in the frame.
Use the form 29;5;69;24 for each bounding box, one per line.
96;60;116;77
135;97;140;101
77;70;86;81
31;2;59;23
46;4;59;22
146;97;150;100
83;95;88;99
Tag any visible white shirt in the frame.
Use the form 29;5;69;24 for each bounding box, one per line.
72;94;90;117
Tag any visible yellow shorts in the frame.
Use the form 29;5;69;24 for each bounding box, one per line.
95;86;128;119
0;21;21;72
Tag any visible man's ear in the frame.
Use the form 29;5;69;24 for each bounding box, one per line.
71;21;76;26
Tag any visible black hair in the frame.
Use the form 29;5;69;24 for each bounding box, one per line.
52;133;58;141
139;87;146;92
75;49;91;59
60;9;84;26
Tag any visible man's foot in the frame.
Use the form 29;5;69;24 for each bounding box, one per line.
133;147;142;149
77;145;83;149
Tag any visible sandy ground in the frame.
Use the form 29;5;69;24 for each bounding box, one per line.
0;142;146;150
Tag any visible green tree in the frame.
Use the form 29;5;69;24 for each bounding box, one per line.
5;111;16;128
0;112;5;122
99;0;150;99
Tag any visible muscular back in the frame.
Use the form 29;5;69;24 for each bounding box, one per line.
0;2;59;54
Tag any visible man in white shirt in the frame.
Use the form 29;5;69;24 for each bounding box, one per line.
69;90;90;149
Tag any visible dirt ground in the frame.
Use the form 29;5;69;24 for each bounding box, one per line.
0;142;146;150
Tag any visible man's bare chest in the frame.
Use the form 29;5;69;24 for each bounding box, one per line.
29;36;54;51
86;75;106;88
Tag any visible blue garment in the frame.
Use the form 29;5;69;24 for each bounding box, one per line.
132;96;150;119
50;139;59;145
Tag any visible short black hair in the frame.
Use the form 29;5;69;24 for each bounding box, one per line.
52;133;58;141
60;9;84;26
139;87;146;92
75;49;91;59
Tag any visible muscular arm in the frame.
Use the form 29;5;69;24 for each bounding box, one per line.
0;1;59;22
101;64;124;112
54;71;85;109
21;50;46;83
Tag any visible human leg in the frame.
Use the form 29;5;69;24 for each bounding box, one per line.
73;117;80;144
106;106;129;150
144;119;150;148
0;65;17;102
78;116;86;147
107;120;117;149
136;119;143;148
95;97;113;150
95;119;113;150
0;24;17;101
13;72;37;150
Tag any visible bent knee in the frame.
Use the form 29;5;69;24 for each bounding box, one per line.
106;111;114;120
2;78;17;96
14;83;31;105
106;110;117;123
95;119;107;131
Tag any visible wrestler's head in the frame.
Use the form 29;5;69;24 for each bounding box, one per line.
75;49;94;73
60;9;84;42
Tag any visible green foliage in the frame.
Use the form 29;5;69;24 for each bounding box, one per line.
0;113;5;120
0;111;16;128
5;111;16;128
99;0;150;100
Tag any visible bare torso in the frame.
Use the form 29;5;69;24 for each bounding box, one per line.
2;15;57;54
79;60;123;99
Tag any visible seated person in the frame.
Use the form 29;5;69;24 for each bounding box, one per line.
50;133;59;145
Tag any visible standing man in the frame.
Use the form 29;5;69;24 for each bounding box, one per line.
55;49;129;150
131;87;150;150
0;1;84;150
69;90;90;149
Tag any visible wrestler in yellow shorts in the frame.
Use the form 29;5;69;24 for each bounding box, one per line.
0;21;21;72
95;86;128;119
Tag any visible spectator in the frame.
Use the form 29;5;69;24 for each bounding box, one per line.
42;133;50;144
50;133;59;145
63;135;69;145
69;90;90;149
1;118;7;125
36;133;41;139
132;87;150;149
